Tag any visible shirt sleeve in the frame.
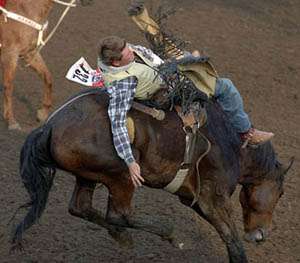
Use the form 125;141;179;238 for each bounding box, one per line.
107;76;137;165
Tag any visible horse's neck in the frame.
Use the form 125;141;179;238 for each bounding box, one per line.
8;0;54;22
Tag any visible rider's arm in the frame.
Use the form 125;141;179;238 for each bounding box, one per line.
107;76;137;165
107;76;145;187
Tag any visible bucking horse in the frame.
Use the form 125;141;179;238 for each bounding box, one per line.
11;80;292;262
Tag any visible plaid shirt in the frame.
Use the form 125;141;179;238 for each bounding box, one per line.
104;45;163;166
106;76;137;165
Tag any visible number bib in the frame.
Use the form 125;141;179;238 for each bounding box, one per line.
66;57;105;87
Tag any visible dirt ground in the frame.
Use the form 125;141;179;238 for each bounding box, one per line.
0;0;299;262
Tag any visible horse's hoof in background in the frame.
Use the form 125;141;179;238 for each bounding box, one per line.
108;229;134;249
8;122;21;131
37;108;49;123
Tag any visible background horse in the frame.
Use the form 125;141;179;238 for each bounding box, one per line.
12;88;292;263
0;0;92;130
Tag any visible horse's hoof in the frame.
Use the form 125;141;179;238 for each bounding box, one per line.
37;108;49;122
109;229;134;249
8;122;21;130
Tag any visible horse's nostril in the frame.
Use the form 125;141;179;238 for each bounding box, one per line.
254;229;266;242
254;231;263;242
244;229;266;243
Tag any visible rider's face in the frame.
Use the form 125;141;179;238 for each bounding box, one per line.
112;45;134;67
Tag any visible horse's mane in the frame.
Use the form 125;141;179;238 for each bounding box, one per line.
205;99;278;177
249;142;278;176
205;101;279;179
205;100;241;165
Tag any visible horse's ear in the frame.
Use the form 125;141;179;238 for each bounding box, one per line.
281;157;294;176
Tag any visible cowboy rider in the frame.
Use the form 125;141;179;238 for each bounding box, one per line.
97;35;274;188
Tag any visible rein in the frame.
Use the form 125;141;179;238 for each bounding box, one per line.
45;89;101;124
0;0;77;50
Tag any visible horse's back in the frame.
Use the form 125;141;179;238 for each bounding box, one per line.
48;90;122;173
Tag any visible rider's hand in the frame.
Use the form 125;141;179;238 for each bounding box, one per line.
128;161;144;188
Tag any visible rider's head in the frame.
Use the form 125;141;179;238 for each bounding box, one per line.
98;36;134;67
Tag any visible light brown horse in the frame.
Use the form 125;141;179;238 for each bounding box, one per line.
12;88;293;262
0;0;92;130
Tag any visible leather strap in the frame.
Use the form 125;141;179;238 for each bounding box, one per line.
131;101;165;121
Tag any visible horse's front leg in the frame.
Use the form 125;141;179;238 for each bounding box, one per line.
1;48;21;130
192;181;248;263
24;52;53;122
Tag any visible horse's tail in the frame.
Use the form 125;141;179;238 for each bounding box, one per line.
12;126;56;244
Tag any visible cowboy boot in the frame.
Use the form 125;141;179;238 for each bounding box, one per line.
240;128;274;146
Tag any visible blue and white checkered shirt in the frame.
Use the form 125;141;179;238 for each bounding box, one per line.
103;45;164;166
106;76;137;165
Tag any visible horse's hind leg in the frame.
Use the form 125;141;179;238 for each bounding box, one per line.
24;52;52;122
68;176;134;248
1;48;21;130
105;176;174;242
191;181;248;263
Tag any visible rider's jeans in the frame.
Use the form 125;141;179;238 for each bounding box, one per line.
215;78;251;133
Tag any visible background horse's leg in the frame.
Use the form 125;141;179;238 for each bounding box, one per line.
68;176;134;248
24;52;53;122
1;48;20;130
192;181;248;263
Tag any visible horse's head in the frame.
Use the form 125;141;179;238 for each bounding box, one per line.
79;0;93;6
239;159;293;243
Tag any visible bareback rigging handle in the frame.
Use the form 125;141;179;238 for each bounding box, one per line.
131;101;165;121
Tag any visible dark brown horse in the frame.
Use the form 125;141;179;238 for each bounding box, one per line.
0;0;92;130
12;88;292;262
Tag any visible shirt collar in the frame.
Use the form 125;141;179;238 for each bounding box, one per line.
97;57;135;74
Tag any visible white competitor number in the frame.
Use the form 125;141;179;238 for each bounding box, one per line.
66;57;105;87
